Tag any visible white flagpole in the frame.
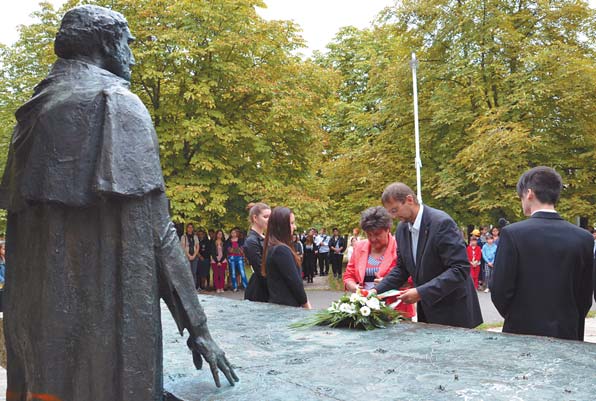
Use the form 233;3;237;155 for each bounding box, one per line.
410;53;422;203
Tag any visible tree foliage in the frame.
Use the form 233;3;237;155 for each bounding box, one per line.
0;0;337;231
318;0;596;227
1;0;596;233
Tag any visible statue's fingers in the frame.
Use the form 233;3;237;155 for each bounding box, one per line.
209;359;222;388
223;355;239;382
192;349;203;370
217;357;238;386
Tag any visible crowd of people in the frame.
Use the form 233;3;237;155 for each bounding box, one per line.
182;166;596;343
176;208;504;309
179;223;251;293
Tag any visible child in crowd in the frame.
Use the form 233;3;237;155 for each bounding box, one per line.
491;226;500;245
481;234;497;292
467;236;482;289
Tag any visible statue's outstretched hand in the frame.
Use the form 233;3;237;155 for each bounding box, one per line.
186;335;239;387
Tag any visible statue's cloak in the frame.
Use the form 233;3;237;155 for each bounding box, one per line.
0;59;206;401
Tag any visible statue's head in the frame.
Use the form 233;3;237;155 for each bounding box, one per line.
55;5;135;81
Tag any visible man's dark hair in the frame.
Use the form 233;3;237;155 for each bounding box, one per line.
382;182;418;205
360;206;393;232
55;5;128;60
516;166;562;205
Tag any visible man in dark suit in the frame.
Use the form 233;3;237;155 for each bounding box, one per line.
373;183;482;328
491;166;593;341
329;228;346;279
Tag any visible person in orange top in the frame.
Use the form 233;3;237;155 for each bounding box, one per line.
467;236;482;289
344;206;415;319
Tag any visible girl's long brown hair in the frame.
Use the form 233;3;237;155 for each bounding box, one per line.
304;234;314;245
261;207;301;277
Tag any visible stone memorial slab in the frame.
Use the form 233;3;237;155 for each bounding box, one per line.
163;296;596;400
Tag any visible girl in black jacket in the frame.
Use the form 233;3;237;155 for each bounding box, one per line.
243;202;271;302
261;207;311;308
302;233;318;283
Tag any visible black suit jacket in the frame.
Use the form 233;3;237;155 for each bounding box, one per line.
491;212;594;340
266;245;307;307
376;206;483;328
329;236;346;254
243;229;268;302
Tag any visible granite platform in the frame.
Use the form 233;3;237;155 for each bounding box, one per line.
163;296;596;401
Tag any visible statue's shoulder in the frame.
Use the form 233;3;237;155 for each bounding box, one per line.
103;82;148;110
99;82;156;132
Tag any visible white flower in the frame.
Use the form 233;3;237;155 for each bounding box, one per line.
349;293;360;303
339;303;351;313
358;296;368;305
366;297;381;311
360;306;371;317
347;304;356;315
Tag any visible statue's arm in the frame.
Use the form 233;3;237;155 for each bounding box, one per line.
150;190;207;335
150;190;238;386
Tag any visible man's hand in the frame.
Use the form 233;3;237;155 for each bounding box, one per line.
397;288;420;304
373;275;383;285
187;334;239;387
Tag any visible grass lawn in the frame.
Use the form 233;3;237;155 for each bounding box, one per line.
476;321;504;330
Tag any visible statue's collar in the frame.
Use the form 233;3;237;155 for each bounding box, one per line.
48;58;130;87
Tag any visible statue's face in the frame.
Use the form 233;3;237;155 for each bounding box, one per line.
104;25;136;81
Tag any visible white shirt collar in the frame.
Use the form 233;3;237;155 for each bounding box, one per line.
531;208;557;216
409;204;424;232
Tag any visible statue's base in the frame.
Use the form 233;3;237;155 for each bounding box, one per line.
162;296;596;400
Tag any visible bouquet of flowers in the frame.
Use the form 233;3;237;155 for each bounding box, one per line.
291;289;402;331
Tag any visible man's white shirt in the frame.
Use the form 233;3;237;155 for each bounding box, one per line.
531;208;557;215
408;204;424;266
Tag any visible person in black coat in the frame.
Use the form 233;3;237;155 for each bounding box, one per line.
328;228;346;279
374;183;483;329
302;232;318;283
262;207;311;308
243;202;271;302
491;167;594;341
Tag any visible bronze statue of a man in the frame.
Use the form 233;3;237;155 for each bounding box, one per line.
0;5;237;400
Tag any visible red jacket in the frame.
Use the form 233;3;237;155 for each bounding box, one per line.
466;245;482;267
344;233;415;318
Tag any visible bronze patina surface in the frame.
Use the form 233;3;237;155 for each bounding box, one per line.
164;296;596;400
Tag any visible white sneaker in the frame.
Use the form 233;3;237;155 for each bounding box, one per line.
484;289;489;293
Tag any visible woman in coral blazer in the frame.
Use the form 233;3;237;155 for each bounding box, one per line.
344;206;415;319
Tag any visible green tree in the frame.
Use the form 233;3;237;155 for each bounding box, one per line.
0;0;337;231
318;0;596;227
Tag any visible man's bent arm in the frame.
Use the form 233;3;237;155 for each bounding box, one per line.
416;218;471;306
